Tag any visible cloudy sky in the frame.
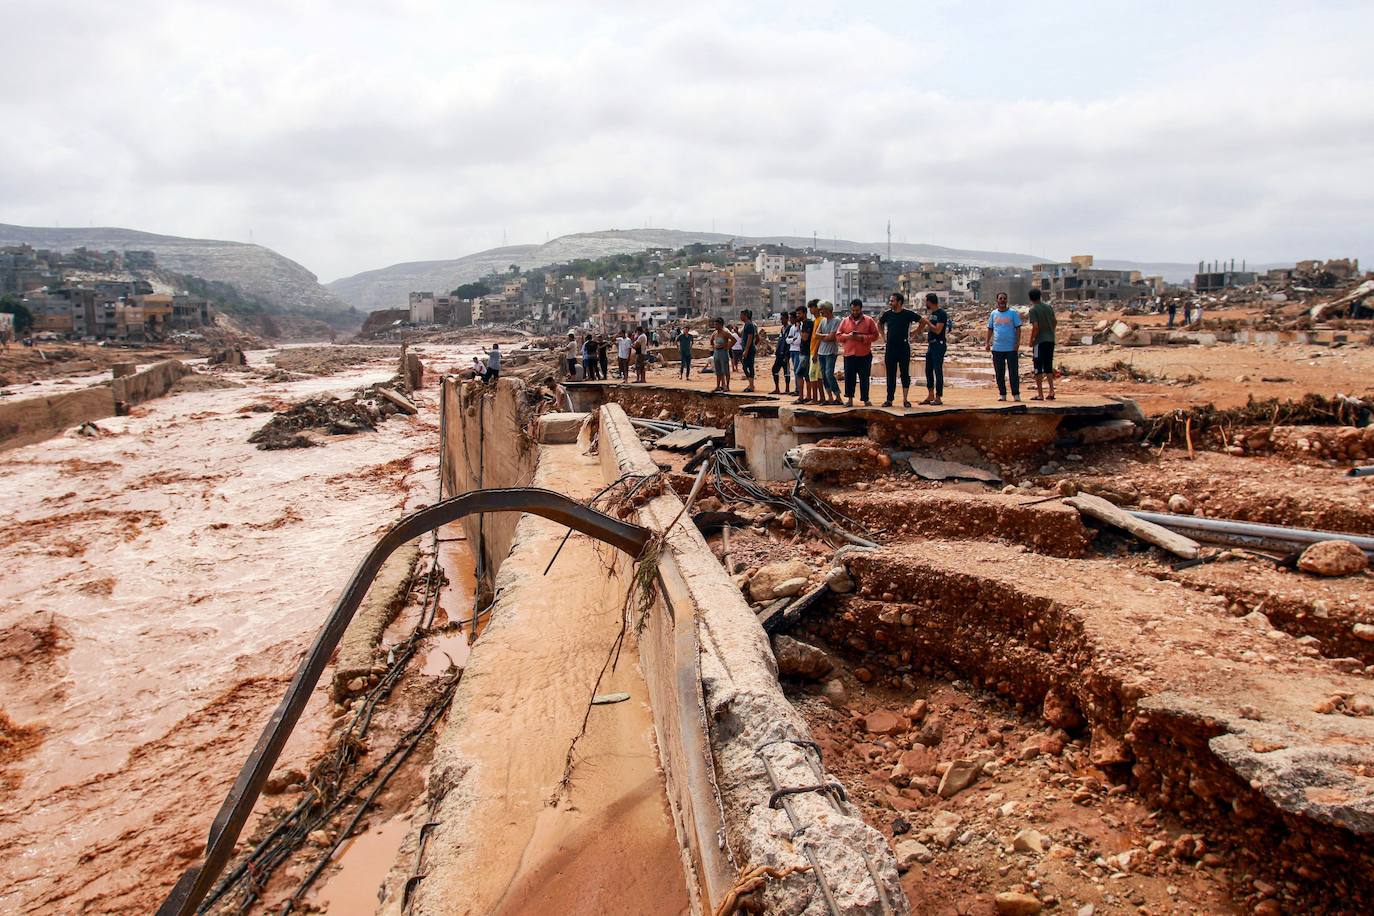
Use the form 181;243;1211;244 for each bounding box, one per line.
3;0;1371;281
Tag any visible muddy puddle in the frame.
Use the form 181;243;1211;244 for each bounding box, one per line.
0;342;489;914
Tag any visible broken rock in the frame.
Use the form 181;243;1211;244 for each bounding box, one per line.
772;635;833;681
936;758;981;798
1297;539;1368;577
894;839;934;870
995;892;1043;915
747;559;813;602
1013;828;1048;854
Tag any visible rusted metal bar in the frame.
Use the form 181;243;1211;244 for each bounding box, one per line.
157;488;650;916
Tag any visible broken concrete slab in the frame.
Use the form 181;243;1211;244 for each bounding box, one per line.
654;426;725;452
376;387;418;415
1064;492;1201;559
908;456;1002;484
534;411;587;444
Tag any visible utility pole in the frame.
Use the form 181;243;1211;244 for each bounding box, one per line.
887;220;891;260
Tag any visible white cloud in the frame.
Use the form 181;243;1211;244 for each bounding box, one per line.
1;0;1370;280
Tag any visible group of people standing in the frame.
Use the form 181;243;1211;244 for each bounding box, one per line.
567;328;650;383
756;294;950;407
568;289;1061;406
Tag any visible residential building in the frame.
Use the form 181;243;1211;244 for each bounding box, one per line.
754;251;786;282
1032;256;1150;303
974;275;1033;305
804;260;861;308
409;291;436;324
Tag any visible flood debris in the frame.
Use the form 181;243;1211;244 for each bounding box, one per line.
1064;492;1202;559
246;385;415;450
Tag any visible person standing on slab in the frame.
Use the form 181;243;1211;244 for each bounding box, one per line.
633;326;650;383
770;311;792;394
675;325;695;379
877;291;919;408
836;298;879;407
709;317;738;392
918;292;948;405
1026;288;1057;401
616;331;632;381
739;309;758;393
984;291;1023;401
814;301;843;404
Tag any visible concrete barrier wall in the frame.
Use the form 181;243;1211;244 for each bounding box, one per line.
0;385;116;452
441;375;540;577
0;359;190;453
111;359;191;406
597;404;906;914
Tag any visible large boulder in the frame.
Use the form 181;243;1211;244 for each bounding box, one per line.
1298;540;1368;577
748;559;813;601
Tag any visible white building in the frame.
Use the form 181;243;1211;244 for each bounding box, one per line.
804;260;861;307
408;291;436;324
754;251;786;282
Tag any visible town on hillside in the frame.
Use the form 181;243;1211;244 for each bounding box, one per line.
369;239;1366;339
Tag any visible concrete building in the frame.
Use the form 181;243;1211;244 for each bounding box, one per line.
754;251;785;282
1032;256;1149;303
804;260;860;307
1194;261;1258;293
975;275;1033;305
409;292;436;324
727;266;763;317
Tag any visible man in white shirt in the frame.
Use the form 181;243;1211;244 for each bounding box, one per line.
615;331;633;381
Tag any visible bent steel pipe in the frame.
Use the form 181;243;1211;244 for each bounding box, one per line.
158;488;650;916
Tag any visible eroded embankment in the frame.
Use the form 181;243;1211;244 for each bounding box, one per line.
794;540;1374;911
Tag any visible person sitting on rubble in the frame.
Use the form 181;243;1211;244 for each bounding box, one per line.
709;317;739;392
470;356;485;379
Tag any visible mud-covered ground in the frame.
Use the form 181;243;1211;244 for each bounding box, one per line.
0;345;484;913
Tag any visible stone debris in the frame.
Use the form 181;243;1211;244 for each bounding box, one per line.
771;635;834;681
1297;539;1369;577
747;558;813;602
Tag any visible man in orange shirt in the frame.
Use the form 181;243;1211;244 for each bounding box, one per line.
836;298;880;407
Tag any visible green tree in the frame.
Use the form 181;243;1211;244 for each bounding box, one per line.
452;281;491;298
1;296;34;333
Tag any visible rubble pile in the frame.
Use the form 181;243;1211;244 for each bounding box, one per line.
247;391;405;450
1230;423;1374;463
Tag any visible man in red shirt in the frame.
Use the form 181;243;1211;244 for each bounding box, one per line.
836;298;880;407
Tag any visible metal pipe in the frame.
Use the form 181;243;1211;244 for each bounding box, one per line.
1131;510;1374;557
1347;465;1374;478
157;489;650;916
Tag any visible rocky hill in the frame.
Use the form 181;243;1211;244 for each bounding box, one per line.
326;228;1204;311
0;223;356;327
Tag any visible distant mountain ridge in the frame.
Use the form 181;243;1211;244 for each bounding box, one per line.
0;223;354;320
326;228;1205;311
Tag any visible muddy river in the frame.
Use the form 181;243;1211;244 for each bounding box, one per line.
0;345;480;914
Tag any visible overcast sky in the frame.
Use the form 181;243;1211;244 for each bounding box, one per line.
3;0;1371;281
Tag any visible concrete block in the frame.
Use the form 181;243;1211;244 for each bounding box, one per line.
536;412;588;444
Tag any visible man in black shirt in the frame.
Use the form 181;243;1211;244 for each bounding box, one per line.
739;309;758;393
918;292;949;405
877;292;919;408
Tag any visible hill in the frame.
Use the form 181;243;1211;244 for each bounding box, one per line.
0;223;358;329
326;229;1203;311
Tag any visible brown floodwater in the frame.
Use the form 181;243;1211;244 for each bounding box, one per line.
0;344;486;914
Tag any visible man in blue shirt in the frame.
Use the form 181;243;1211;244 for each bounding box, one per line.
984;291;1022;401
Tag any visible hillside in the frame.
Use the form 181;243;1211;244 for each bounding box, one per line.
0;223;357;328
326;228;1203;311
